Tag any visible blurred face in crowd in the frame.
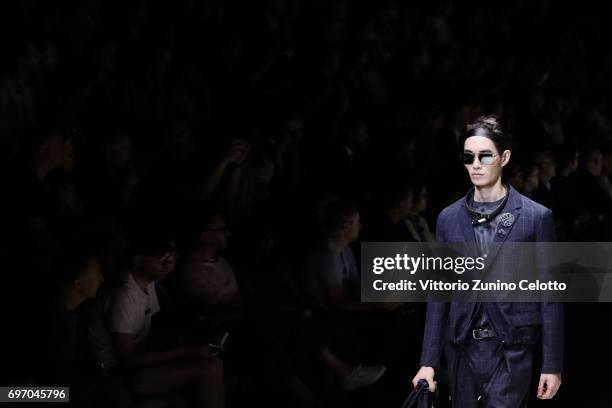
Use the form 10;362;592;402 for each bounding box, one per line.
61;138;75;172
158;250;178;276
523;166;539;194
538;154;556;181
135;247;178;281
413;187;428;214
201;215;230;252
349;122;369;149
106;132;132;168
74;257;104;300
568;151;579;174
344;211;362;243
168;123;195;160
285;115;303;143
41;42;59;71
507;163;524;192
463;136;510;189
603;151;612;176
398;192;414;217
429;113;445;134
396;138;416;162
39;131;66;170
585;150;603;176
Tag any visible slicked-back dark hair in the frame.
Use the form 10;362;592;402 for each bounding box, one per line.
462;115;509;154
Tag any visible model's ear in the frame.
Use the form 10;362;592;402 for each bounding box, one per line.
501;150;511;167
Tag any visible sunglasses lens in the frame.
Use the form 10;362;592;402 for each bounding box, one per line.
480;154;494;165
462;152;475;164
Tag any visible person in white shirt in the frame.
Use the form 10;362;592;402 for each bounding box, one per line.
109;233;224;408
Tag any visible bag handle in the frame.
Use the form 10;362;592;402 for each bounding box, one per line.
400;379;437;408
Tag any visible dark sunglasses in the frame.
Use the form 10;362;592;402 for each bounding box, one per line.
460;152;499;165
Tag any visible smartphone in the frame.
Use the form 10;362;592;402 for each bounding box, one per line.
207;332;229;353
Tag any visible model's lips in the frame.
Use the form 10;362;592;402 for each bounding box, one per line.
471;173;484;177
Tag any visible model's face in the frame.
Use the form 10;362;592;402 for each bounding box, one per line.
463;136;510;188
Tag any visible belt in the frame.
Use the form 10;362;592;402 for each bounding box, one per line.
472;328;496;340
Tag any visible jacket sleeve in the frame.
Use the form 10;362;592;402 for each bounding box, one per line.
537;208;564;373
420;211;450;369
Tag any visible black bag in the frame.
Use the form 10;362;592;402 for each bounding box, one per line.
400;379;437;408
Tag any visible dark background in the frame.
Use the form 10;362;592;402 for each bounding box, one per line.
1;0;611;406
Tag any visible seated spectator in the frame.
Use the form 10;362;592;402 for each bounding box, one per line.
505;161;524;192
174;210;350;404
573;146;611;239
174;209;241;316
107;232;224;408
532;150;556;210
46;134;85;241
363;182;417;242
80;129;139;225
522;161;539;198
11;124;68;268
301;202;394;388
303;201;399;312
39;246;132;407
303;201;359;311
404;182;434;242
327;113;371;202
551;147;579;231
274;113;304;192
599;144;612;199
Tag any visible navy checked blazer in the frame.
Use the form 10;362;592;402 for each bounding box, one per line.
420;185;564;374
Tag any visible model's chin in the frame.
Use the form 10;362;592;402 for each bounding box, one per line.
470;177;491;187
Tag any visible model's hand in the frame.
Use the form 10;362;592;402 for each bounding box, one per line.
412;366;436;392
537;373;562;399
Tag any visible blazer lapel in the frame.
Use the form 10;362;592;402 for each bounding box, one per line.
484;186;523;275
493;185;522;243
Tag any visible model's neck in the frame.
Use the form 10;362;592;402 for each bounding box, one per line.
473;180;506;203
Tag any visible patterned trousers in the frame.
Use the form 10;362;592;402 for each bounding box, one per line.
444;338;534;407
